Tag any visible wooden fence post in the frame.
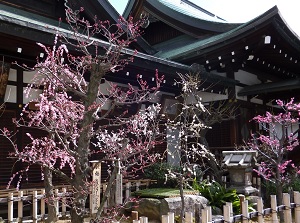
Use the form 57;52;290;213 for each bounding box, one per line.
206;206;212;222
241;200;249;223
140;216;148;223
270;195;279;223
252;177;257;188
32;190;38;223
55;188;59;216
206;175;210;182
18;190;23;222
185;212;193;223
132;211;138;220
256;197;264;223
136;181;140;191
195;203;200;223
168;212;174;223
226;202;233;218
62;187;67;216
222;176;227;188
8;192;13;223
40;189;45;220
223;204;231;223
102;184;108;212
257;177;261;196
161;215;169;223
201;208;208;223
126;182;131;199
239;194;245;215
146;180;150;188
294;191;300;223
283;193;292;223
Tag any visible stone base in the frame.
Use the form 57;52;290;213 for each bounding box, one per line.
229;185;258;195
132;195;208;220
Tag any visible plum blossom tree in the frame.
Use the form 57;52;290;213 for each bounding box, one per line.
1;3;163;223
248;98;300;211
165;72;214;222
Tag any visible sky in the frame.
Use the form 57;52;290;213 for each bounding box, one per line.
108;0;300;36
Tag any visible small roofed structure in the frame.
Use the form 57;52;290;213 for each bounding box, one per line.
222;151;258;195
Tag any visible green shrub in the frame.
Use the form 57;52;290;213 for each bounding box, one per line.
263;177;300;206
193;179;241;214
144;162;182;188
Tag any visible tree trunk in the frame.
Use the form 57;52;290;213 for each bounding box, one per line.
70;65;106;223
200;131;223;184
96;161;119;219
179;175;185;223
276;170;284;223
70;171;90;223
44;167;58;223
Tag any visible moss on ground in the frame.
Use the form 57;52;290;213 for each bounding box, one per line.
133;188;198;198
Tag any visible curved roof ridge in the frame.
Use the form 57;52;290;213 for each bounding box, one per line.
145;0;241;35
160;0;226;23
155;5;300;60
276;8;300;40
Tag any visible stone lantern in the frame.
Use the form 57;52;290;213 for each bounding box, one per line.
222;151;258;195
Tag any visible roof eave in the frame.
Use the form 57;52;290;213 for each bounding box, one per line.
144;0;241;36
165;6;283;61
238;79;300;96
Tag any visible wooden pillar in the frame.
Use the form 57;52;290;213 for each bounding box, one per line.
18;191;23;222
40;189;45;220
32;190;38;223
8;192;13;223
61;188;67;216
125;182;131;199
54;189;59;216
115;160;123;205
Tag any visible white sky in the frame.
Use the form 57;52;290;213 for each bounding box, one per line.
108;0;300;36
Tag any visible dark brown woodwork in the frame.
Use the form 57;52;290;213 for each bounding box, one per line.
0;0;65;20
142;21;184;45
0;110;16;188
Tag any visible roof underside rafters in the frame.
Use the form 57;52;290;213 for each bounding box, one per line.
150;5;300;100
0;2;237;96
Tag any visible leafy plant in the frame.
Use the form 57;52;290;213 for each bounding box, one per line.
193;179;240;214
144;162;182;188
263;176;300;206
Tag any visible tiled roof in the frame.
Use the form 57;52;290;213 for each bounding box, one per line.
154;6;280;60
159;0;226;23
222;151;257;167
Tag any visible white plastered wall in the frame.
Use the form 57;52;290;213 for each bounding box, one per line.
235;69;263;104
4;68;17;103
